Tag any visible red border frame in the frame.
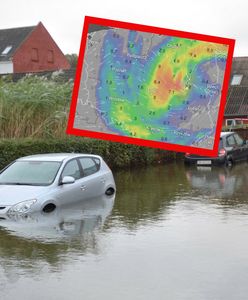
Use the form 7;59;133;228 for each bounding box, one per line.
67;16;235;157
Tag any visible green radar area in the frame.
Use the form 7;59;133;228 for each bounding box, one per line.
67;17;235;156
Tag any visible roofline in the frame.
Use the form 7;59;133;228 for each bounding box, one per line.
232;56;248;60
0;24;35;31
35;22;70;66
220;131;232;136
16;153;102;162
224;114;248;117
0;24;37;61
223;116;248;119
1;22;54;61
9;23;39;59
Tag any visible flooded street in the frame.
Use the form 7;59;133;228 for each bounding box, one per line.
1;162;248;299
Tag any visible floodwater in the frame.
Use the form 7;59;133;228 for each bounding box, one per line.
1;162;248;300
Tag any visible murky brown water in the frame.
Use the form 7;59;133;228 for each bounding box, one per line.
1;162;248;300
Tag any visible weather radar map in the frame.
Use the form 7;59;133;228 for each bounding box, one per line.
69;17;234;154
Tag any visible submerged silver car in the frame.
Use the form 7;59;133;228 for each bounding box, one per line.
0;153;116;217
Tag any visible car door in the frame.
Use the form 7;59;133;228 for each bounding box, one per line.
225;134;240;161
233;133;248;160
55;158;84;206
78;157;106;200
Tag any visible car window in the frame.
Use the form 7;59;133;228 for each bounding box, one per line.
226;135;236;147
79;157;100;177
218;138;223;149
234;133;244;146
93;158;101;168
61;159;80;180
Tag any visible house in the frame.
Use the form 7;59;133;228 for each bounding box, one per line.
0;22;70;74
224;57;248;127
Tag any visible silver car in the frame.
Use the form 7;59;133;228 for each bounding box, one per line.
0;153;116;217
0;194;115;239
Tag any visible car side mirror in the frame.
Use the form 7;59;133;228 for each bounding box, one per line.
61;176;75;184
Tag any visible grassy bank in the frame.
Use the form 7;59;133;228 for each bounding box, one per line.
0;76;72;139
0;137;183;170
0;75;183;168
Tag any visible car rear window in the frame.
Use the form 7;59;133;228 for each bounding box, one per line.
234;133;244;146
218;138;223;149
226;135;236;146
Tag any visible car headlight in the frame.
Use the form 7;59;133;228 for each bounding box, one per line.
7;199;37;215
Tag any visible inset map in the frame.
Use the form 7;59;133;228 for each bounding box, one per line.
68;17;234;154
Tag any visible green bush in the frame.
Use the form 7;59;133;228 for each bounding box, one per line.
0;137;182;170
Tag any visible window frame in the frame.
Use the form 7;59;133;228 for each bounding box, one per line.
231;74;243;86
31;48;39;62
1;46;12;55
78;156;101;178
226;134;237;147
47;49;54;63
226;119;235;126
59;158;82;183
233;133;244;146
218;138;224;150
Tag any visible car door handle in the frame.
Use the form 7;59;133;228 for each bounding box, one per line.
80;185;86;191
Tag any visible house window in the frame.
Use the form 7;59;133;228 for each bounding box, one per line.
47;50;54;63
226;119;234;126
226;119;243;126
1;46;12;55
231;74;243;85
31;48;39;62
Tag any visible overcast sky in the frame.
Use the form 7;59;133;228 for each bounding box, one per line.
0;0;247;57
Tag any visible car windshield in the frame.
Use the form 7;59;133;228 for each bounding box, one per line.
0;161;61;186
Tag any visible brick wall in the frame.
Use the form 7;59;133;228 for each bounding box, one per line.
13;22;70;73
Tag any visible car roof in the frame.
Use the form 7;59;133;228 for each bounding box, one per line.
220;131;233;138
17;153;102;162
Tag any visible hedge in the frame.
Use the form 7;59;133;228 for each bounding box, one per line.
0;137;183;170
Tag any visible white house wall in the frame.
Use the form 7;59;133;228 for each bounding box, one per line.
0;61;13;74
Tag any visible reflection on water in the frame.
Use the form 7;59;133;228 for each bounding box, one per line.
112;162;248;228
0;195;115;283
185;163;248;208
111;162;189;228
186;164;246;197
1;195;115;240
1;162;248;299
